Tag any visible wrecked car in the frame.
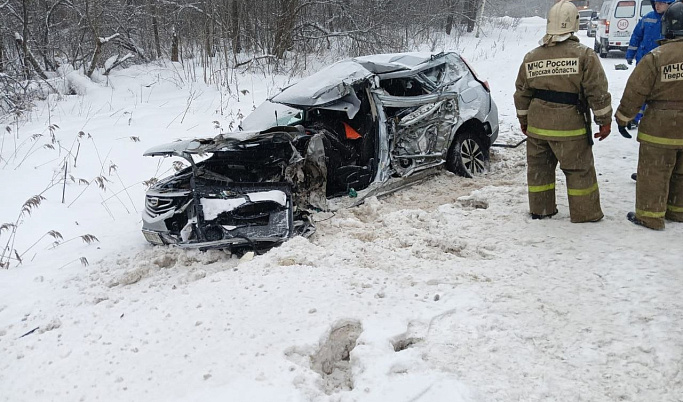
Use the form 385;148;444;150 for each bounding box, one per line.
142;51;499;251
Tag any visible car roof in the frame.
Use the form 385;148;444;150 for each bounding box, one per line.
270;52;451;109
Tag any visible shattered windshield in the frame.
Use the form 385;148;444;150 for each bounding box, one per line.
240;101;303;131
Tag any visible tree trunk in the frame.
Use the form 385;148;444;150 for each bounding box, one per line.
445;15;454;35
465;0;477;33
231;0;241;54
171;30;179;62
273;0;299;59
86;37;102;77
151;1;161;60
204;0;215;58
15;34;48;79
84;0;103;78
444;0;454;35
205;23;213;57
21;0;31;79
0;41;4;73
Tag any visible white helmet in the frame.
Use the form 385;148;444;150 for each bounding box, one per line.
546;0;580;35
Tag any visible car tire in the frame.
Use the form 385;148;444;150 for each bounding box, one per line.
599;43;608;58
447;130;489;178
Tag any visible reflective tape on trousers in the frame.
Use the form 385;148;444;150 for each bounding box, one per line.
528;126;586;137
528;183;556;193
636;208;666;218
667;204;683;213
567;182;599;196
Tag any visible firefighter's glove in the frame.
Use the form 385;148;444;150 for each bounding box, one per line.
521;124;527;135
627;59;633;65
618;125;632;138
594;124;611;141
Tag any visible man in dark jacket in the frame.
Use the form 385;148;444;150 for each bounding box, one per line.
616;1;683;230
514;0;612;223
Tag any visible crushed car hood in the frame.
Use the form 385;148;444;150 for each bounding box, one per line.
142;129;301;157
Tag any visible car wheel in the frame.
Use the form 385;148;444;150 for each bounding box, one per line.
447;131;489;178
599;43;608;58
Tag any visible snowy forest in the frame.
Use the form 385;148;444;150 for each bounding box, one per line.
0;0;494;113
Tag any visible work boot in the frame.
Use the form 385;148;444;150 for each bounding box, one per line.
631;172;637;181
531;209;558;220
627;211;663;230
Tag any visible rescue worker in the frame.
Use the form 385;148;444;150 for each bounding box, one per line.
514;0;612;222
624;0;675;135
626;0;675;65
615;1;683;230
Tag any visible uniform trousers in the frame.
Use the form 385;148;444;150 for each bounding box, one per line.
635;143;683;229
526;136;603;222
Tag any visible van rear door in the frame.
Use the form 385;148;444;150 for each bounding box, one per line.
608;0;639;51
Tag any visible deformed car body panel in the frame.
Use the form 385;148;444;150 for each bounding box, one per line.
271;60;372;117
378;92;460;177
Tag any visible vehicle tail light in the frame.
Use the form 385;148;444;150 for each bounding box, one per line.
459;56;490;92
605;19;610;34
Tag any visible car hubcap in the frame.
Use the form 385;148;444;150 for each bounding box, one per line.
461;139;485;174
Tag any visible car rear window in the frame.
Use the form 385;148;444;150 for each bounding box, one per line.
640;1;650;17
614;1;636;18
442;55;469;85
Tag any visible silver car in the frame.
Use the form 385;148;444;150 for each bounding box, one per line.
586;11;599;37
579;9;596;30
141;52;499;251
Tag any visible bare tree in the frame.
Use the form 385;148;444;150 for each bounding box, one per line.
0;0;511;115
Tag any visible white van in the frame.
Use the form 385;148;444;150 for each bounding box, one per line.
594;0;653;57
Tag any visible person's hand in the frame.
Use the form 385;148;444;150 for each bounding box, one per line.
594;124;611;141
521;124;527;135
618;125;632;138
627;59;633;65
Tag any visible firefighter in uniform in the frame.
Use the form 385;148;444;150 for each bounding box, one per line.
514;0;612;222
616;1;683;230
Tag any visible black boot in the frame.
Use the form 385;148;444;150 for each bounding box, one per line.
631;172;637;181
531;209;558;220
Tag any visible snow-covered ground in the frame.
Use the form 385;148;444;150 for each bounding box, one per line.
1;17;682;402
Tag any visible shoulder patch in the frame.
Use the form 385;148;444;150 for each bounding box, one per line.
525;58;580;79
662;62;683;82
